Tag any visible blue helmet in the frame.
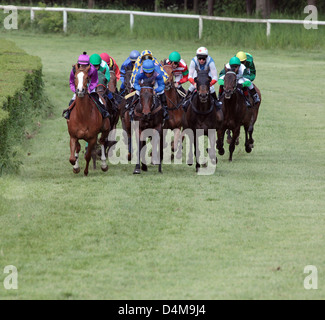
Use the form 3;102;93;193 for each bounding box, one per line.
129;50;140;61
142;60;155;73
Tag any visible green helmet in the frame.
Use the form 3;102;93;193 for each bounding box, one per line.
90;54;101;66
169;51;181;63
229;56;241;66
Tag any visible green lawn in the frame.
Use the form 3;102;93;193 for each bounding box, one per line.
0;32;324;300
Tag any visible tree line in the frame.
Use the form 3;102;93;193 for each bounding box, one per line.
6;1;324;16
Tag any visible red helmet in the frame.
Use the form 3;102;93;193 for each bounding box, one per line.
100;52;110;64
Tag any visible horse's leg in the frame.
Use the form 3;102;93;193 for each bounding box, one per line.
69;137;81;174
217;129;225;156
84;137;97;176
229;127;240;162
244;126;252;153
226;129;232;145
194;131;200;172
141;140;148;172
248;114;255;149
208;130;217;166
159;131;163;173
133;135;141;174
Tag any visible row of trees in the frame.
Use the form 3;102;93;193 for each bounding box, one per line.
5;1;323;16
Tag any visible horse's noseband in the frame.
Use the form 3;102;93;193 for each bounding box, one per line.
198;85;209;103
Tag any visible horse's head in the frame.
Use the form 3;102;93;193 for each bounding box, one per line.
108;70;117;93
137;78;155;121
163;64;174;91
96;70;108;95
123;68;133;94
195;70;211;103
224;68;237;99
75;64;90;97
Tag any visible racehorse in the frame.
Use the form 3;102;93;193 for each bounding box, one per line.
182;70;223;172
94;71;120;161
67;64;110;175
123;79;164;174
162;63;184;157
216;68;261;161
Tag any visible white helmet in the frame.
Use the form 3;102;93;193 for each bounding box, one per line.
196;47;208;56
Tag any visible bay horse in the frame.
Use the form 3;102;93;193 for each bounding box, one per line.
123;79;164;174
162;63;184;157
216;68;261;161
182;70;223;172
94;71;120;162
67;64;110;175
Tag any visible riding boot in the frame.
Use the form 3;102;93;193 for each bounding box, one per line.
218;85;224;99
62;99;75;119
127;93;139;116
243;88;252;108
250;87;260;105
211;91;222;109
182;90;193;111
159;92;169;121
90;92;110;118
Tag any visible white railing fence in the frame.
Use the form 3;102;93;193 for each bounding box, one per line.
1;5;324;38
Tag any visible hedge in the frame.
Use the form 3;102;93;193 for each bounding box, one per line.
0;39;49;174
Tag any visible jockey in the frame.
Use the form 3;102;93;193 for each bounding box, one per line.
236;51;256;82
90;54;110;83
183;46;221;109
63;52;109;119
100;52;121;83
165;51;189;96
119;50;140;97
131;49;169;86
90;53;119;107
131;59;168;121
218;56;260;107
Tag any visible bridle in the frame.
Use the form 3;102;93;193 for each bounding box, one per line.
224;71;237;98
133;86;162;120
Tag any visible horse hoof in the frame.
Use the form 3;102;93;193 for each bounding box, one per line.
84;171;89;176
73;167;80;174
133;168;141;174
101;165;108;172
218;149;225;156
141;164;148;171
245;146;252;153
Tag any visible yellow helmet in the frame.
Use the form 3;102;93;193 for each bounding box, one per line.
236;51;247;62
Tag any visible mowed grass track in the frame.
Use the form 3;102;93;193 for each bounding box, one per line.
0;32;324;300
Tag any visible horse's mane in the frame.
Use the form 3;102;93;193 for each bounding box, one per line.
196;69;210;83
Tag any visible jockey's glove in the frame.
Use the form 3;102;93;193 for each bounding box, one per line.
210;79;217;87
242;80;252;88
218;79;224;86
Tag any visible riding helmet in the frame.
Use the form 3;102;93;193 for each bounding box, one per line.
100;52;111;64
229;56;241;66
90;53;102;66
236;51;247;62
196;47;208;56
78;52;90;65
129;50;140;61
141;50;153;61
142;60;155;73
169;51;181;63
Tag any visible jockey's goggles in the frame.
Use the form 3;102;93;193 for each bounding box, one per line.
142;55;153;61
78;63;89;68
197;56;206;61
171;61;179;66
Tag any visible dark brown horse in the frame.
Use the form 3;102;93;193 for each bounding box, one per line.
217;68;261;161
123;79;164;174
162;63;184;157
67;65;110;175
182;70;223;172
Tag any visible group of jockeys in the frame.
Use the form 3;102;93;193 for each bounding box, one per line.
63;47;260;120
